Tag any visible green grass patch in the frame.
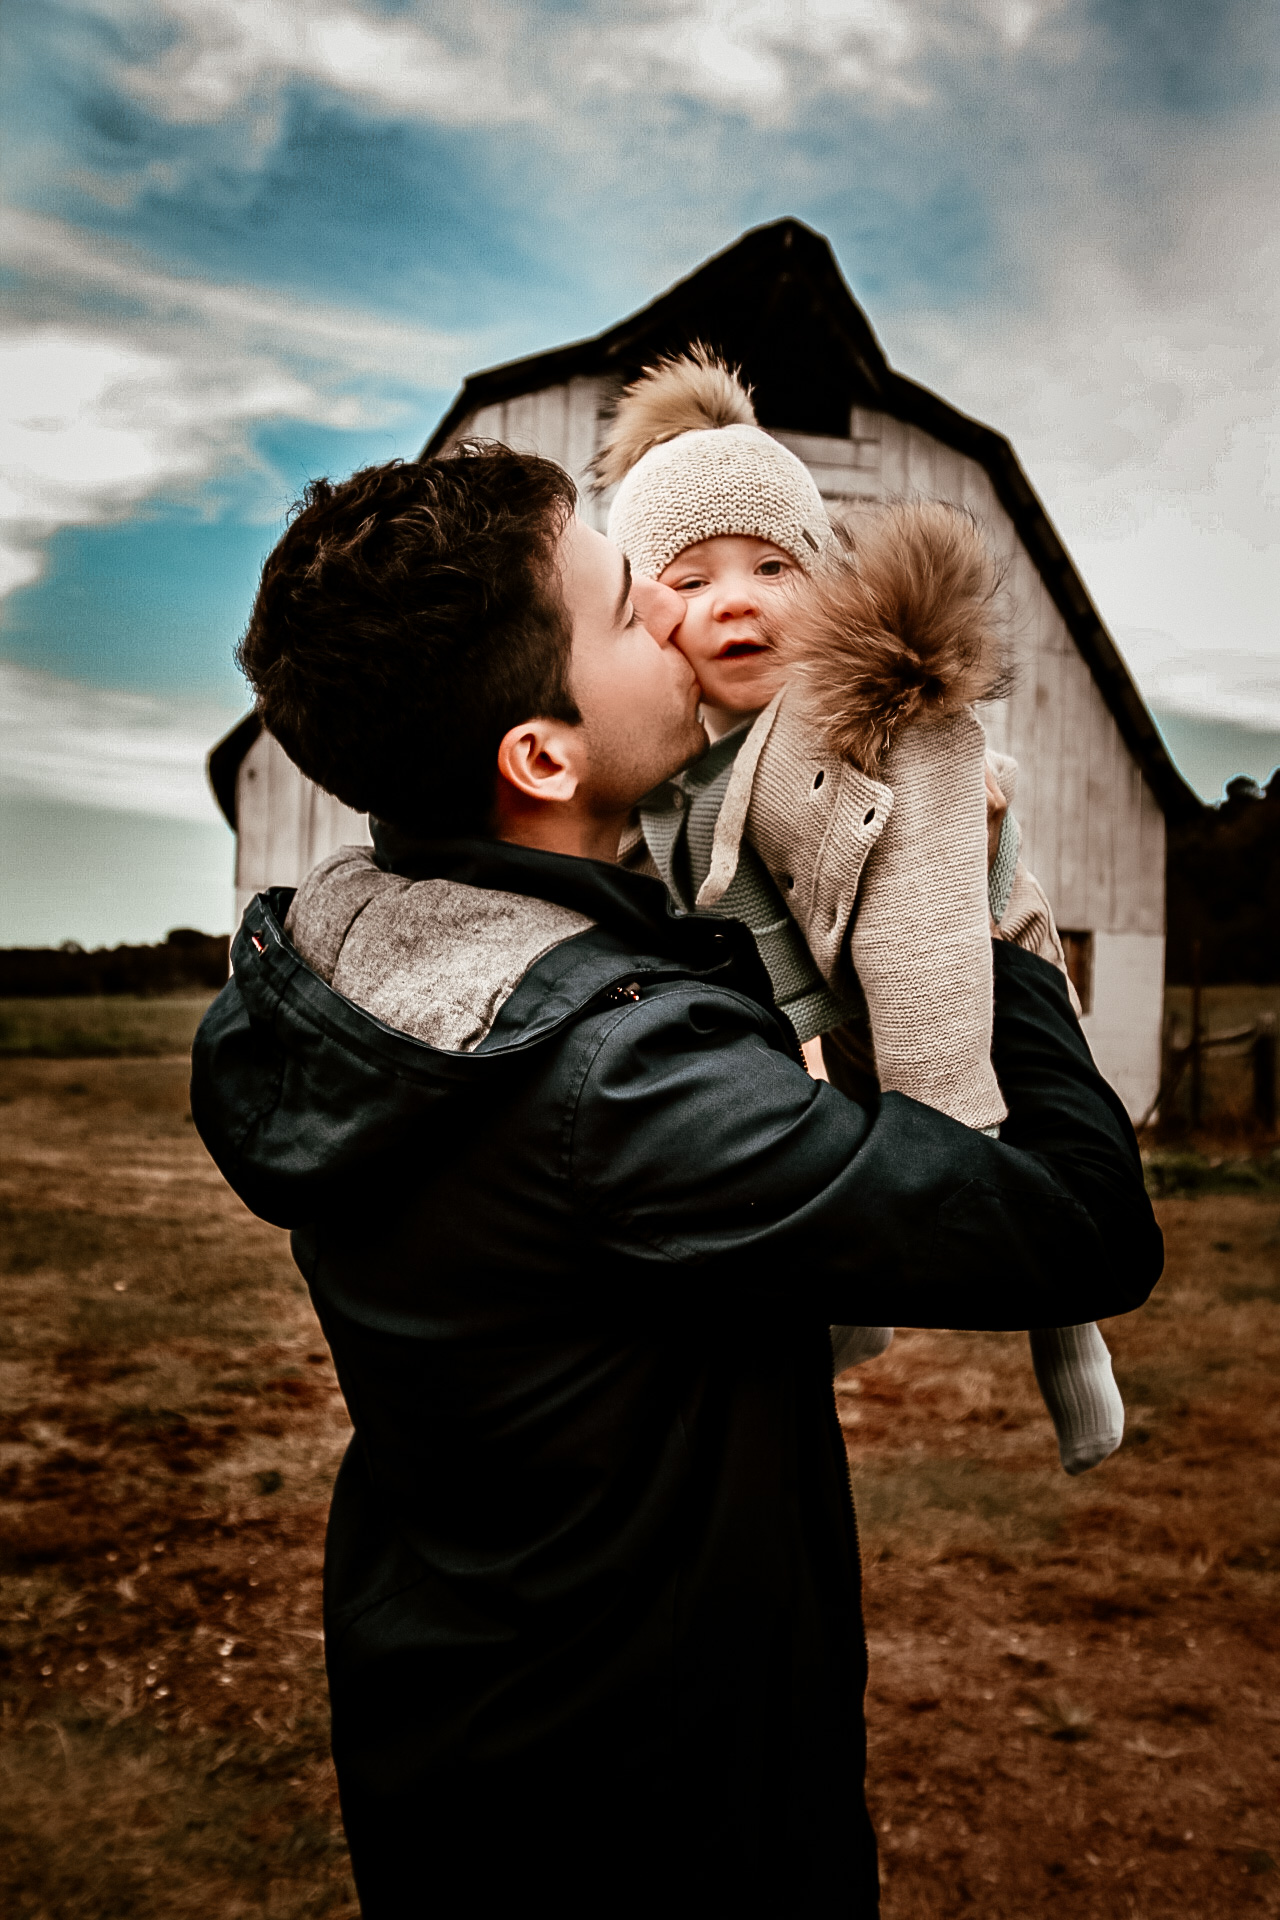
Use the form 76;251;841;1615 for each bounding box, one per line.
0;995;216;1058
1142;1147;1280;1197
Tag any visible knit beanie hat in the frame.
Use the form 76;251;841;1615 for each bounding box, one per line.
598;347;833;580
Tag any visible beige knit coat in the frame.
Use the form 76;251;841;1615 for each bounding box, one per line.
698;688;1005;1129
695;502;1069;1131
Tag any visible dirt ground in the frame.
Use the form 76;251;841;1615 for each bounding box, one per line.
1;1054;1277;1918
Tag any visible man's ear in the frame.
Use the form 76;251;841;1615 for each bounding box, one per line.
494;717;582;810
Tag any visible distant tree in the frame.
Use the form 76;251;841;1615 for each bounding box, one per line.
1167;771;1280;984
0;930;230;998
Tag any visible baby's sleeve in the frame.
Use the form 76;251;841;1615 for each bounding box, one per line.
848;709;1006;1131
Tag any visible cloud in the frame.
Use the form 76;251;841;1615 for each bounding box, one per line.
0;327;310;595
0;208;473;594
0;661;240;821
1114;635;1280;735
110;0;545;129
3;207;470;388
98;0;927;131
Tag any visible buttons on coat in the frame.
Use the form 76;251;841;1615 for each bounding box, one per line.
607;982;642;1004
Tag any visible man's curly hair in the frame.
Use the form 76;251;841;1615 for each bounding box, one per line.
237;445;579;836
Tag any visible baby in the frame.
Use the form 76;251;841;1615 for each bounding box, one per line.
601;348;1125;1476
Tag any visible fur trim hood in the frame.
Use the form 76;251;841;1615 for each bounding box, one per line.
772;499;1007;774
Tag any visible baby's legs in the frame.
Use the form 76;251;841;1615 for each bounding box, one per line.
831;1323;894;1374
1029;1323;1124;1475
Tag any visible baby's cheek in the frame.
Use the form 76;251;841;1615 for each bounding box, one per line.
671;612;716;670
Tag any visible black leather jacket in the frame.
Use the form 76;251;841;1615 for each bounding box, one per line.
191;837;1161;1918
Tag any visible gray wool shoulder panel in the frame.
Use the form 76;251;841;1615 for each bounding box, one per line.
284;846;594;1052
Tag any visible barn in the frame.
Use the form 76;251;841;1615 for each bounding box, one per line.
209;218;1200;1119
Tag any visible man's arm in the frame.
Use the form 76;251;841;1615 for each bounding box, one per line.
568;942;1161;1331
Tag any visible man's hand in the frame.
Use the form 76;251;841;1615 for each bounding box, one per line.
985;763;1009;872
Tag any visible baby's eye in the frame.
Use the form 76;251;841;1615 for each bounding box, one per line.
757;559;788;577
675;576;708;593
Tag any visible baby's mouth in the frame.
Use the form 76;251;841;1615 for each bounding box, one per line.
717;639;769;660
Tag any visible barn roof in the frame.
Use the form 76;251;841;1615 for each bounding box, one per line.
209;710;261;830
422;217;1199;824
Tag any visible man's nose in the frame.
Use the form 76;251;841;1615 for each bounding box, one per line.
632;577;685;647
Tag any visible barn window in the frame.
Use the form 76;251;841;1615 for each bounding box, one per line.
1059;931;1094;1015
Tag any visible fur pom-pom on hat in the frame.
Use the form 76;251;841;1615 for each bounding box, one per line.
602;348;834;580
774;500;1007;774
593;345;757;489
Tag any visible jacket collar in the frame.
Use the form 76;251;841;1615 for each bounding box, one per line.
369;822;761;979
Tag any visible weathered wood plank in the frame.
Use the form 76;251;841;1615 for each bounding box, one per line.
563;376;602;483
930;442;965;505
1108;745;1148;935
877;415;909;495
1088;655;1121;931
958;456;994;529
530;385;571;465
811;466;882;500
234;729;274;897
461;400;507;448
904;424;938;496
1058;641;1098;928
771;429;858;469
1023;559;1064;905
234;731;369;902
501;391;542;454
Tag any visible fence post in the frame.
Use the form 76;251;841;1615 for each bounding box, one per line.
1190;939;1203;1130
1254;1014;1277;1132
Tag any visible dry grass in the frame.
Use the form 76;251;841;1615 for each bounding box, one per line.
2;1053;1278;1918
0;996;216;1059
850;1195;1280;1918
0;1056;355;1918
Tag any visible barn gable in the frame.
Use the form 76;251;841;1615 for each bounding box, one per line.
211;218;1197;1116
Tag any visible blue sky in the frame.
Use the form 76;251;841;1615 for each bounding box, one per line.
2;0;1278;943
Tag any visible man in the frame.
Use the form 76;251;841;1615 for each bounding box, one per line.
192;445;1161;1917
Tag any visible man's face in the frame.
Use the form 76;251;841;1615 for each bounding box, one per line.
658;535;801;718
557;517;706;814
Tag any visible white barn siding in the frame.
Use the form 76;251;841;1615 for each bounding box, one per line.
232;726;370;925
453;377;615;530
233;377;1163;1115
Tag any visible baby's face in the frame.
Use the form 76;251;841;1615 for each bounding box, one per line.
658;534;800;720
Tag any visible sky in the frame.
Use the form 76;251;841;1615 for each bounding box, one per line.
2;0;1278;945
